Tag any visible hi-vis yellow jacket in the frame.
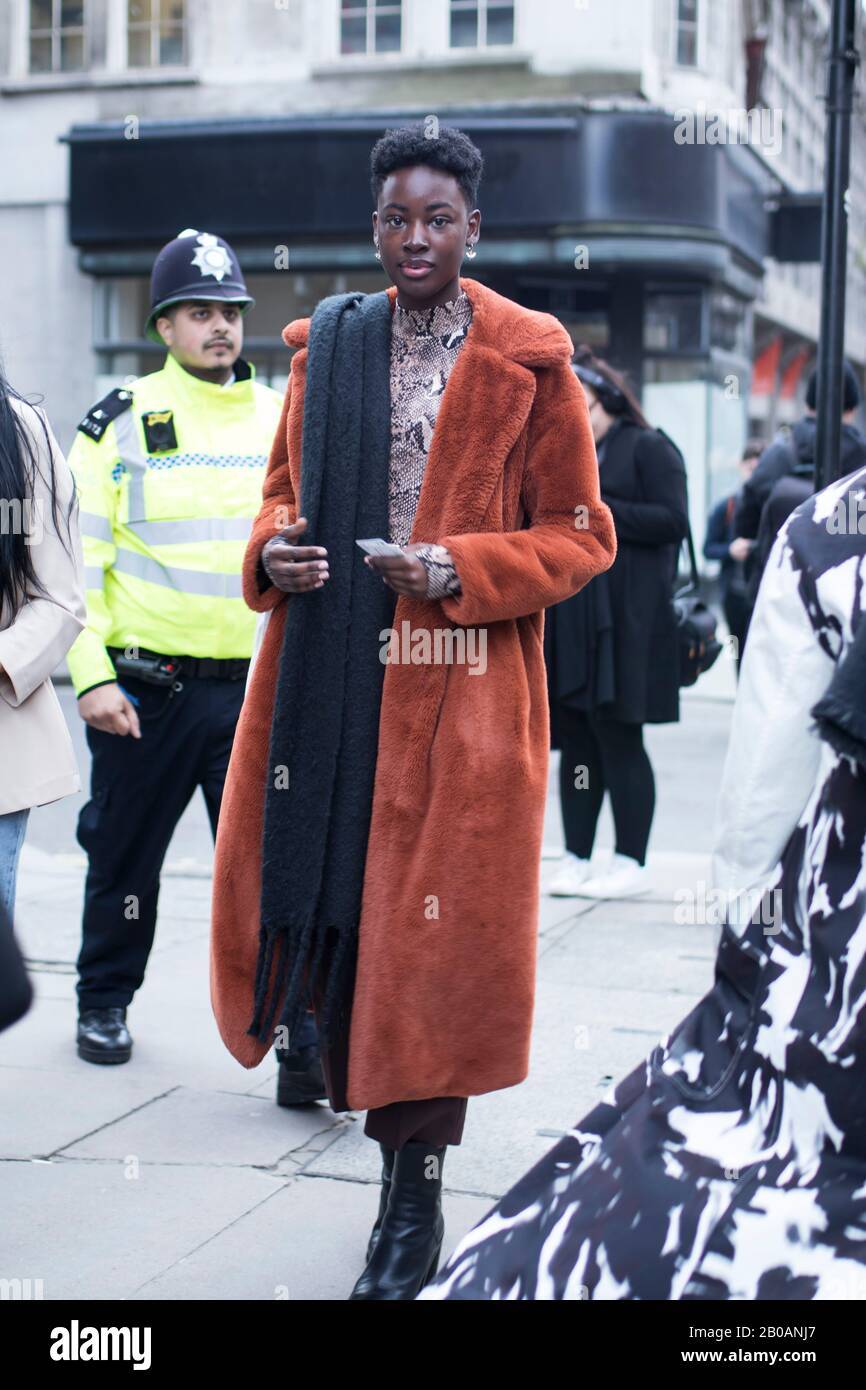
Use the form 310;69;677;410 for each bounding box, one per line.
65;353;283;696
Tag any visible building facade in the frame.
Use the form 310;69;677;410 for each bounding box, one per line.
1;0;864;535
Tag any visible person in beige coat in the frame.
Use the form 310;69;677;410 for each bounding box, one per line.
0;377;86;924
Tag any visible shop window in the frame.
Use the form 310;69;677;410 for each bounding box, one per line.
92;272;385;396
28;0;88;74
709;289;749;357
340;0;402;55
644;289;705;353
127;0;186;69
674;0;699;67
449;1;515;50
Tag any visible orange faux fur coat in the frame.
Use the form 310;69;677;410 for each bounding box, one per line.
210;277;617;1111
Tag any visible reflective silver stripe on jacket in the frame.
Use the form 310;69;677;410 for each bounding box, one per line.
79;510;114;543
114;409;149;518
123;517;253;544
111;548;244;598
84;564;106;590
82;510;252;546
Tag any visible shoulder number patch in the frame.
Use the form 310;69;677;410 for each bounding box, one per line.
77;387;134;443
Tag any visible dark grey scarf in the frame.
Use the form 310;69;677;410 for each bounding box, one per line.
248;289;396;1051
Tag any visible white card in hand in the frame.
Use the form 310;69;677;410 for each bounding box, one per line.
356;538;405;557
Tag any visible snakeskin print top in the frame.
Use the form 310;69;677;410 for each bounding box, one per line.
389;289;473;599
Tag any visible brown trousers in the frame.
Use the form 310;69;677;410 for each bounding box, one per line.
309;963;467;1149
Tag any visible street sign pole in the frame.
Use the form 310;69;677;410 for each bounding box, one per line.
814;0;860;491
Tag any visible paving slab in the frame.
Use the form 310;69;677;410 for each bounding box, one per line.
128;1173;492;1302
60;1085;341;1169
0;1157;287;1301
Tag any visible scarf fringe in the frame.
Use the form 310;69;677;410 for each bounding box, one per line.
316;927;358;1046
247;913;360;1055
247;913;313;1046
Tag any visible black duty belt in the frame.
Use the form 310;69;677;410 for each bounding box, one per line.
108;645;250;683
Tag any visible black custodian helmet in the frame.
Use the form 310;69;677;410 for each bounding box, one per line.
145;229;255;342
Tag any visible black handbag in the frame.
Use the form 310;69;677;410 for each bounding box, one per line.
674;523;723;687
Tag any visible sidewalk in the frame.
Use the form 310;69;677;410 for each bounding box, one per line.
1;671;735;1301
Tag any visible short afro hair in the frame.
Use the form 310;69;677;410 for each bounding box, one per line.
370;123;483;210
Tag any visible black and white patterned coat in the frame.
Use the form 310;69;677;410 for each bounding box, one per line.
419;465;866;1301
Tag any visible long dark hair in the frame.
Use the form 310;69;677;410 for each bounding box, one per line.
573;345;652;431
0;364;75;618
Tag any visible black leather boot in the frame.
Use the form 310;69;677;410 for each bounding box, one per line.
349;1140;446;1300
77;1007;133;1065
365;1144;396;1262
275;1043;328;1106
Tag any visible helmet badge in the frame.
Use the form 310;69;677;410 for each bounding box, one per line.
191;233;233;283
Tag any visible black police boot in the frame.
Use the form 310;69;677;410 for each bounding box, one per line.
349;1140;446;1300
77;1007;133;1065
365;1144;396;1262
275;1043;328;1106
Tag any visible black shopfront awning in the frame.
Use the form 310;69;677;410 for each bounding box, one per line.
64;107;780;283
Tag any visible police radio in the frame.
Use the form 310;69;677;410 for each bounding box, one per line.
111;649;181;687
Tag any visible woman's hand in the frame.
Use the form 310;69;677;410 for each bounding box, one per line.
261;517;329;593
364;543;428;598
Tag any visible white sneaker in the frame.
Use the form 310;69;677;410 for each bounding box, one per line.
573;853;652;900
547;852;593;896
541;844;564;861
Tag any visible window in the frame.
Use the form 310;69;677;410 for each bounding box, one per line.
340;0;402;56
450;1;515;50
127;0;186;68
674;0;699;67
29;0;88;74
644;289;705;353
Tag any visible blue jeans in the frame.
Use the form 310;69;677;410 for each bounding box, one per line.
0;809;30;923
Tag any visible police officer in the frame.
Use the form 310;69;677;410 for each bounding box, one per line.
67;229;283;1065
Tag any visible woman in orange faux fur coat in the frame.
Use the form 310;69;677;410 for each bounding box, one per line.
210;125;616;1299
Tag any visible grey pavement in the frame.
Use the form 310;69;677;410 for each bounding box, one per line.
2;655;737;1301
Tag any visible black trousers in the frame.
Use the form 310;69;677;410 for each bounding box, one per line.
557;706;656;866
76;673;245;1010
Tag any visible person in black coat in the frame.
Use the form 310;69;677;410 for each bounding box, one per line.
702;438;763;676
733;363;866;611
546;348;688;900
